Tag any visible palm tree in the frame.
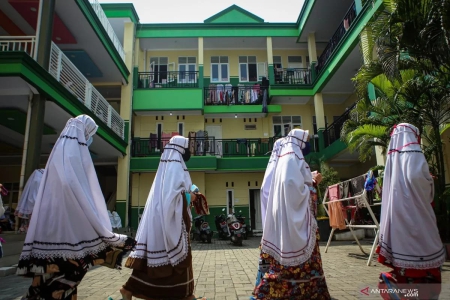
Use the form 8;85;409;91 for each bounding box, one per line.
343;0;450;240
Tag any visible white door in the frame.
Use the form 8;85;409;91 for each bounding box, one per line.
253;190;263;230
205;125;222;156
227;189;235;215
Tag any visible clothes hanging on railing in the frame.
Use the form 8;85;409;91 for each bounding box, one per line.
161;133;171;149
149;133;158;149
188;131;196;155
208;84;216;104
225;84;233;105
216;84;225;104
262;89;268;113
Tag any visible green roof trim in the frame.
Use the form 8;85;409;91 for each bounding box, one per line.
204;5;264;24
296;0;315;41
101;3;140;24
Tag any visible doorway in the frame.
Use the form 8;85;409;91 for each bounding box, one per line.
226;189;234;215
249;189;262;231
205;125;222;156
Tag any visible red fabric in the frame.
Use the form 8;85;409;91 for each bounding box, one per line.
192;193;210;215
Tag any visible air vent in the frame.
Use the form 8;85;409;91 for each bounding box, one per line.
245;124;257;130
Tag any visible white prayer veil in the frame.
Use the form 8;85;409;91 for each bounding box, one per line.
379;123;445;269
129;135;192;267
15;169;44;217
18;115;127;264
261;129;316;266
260;138;285;230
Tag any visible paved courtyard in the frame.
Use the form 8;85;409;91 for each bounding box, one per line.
0;237;449;300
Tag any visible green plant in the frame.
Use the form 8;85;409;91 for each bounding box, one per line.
311;161;341;219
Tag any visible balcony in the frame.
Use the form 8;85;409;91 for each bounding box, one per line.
316;1;357;75
273;68;311;85
89;0;125;62
132;137;279;158
322;104;355;148
204;85;269;106
0;36;124;139
137;71;199;89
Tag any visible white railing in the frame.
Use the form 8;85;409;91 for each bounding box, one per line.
49;42;125;139
89;0;125;62
0;36;36;58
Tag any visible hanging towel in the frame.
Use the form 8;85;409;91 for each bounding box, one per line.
192;193;210;216
161;133;171;149
149;133;158;149
328;184;346;230
349;175;366;196
188;131;196;155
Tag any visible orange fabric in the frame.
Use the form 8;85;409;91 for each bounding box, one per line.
327;185;346;230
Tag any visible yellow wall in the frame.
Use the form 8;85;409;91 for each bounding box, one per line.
272;49;311;68
204;50;267;77
144;50;198;72
204;173;264;207
131;172;206;206
134;115;205;138
268;104;315;135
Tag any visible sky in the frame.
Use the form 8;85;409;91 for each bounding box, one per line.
98;0;305;24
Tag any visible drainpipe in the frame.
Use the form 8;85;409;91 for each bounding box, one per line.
33;0;44;60
15;94;33;232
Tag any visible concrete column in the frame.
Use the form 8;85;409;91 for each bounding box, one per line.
314;93;326;130
116;22;135;228
24;0;55;182
198;37;204;89
266;37;274;85
307;33;318;81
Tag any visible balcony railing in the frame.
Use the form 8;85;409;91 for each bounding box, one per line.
0;36;124;139
49;42;124;138
0;36;36;58
89;0;125;61
316;1;357;74
322;103;355;148
204;85;269;106
137;71;199;88
132;136;319;158
274;68;311;85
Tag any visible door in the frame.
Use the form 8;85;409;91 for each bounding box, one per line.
253;190;262;230
205;125;222;156
226;189;234;215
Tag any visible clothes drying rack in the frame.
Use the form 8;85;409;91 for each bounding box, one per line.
322;181;381;266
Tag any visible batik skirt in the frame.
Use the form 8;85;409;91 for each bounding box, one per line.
252;230;331;300
17;237;136;300
377;247;442;300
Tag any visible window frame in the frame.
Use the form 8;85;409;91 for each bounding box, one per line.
211;56;229;83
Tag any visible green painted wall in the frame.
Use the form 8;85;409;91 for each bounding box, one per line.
133;89;203;111
131;156;217;172
100;3;140;24
115;201;127;228
204;105;281;114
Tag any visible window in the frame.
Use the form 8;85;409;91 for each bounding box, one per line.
178;57;196;83
150;57;169;83
272;116;302;137
239;56;258;82
211;56;229;82
288;56;303;69
177;122;184;136
273;56;282;69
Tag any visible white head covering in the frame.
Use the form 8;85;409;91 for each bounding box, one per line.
260;138;285;230
129;136;192;267
15;169;44;217
261;129;316;266
19;115;127;262
379;123;445;269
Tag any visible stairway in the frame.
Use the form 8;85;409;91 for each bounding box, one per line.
0;232;25;276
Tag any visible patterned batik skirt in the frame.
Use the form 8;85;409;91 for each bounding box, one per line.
376;246;442;300
17;237;136;300
252;230;331;300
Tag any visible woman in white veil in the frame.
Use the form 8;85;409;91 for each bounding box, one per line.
252;129;330;300
17;115;136;300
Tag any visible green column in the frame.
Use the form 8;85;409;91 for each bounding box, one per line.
310;62;317;83
268;64;275;85
24;1;55;182
198;65;204;89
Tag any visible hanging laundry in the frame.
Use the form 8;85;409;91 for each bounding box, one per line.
327;184;346;230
